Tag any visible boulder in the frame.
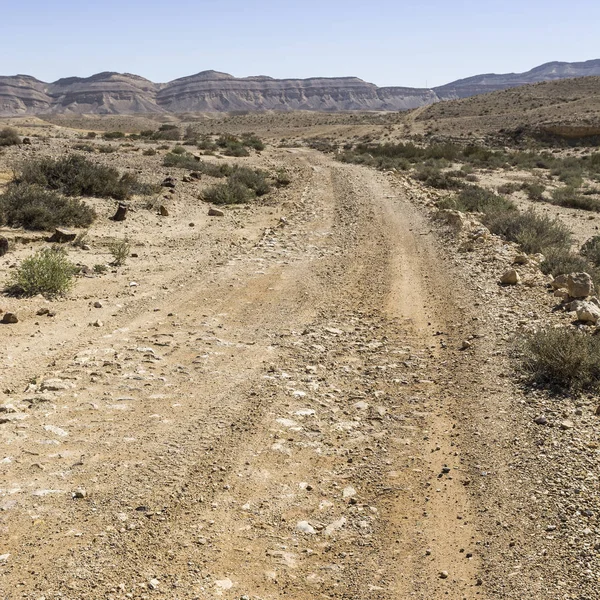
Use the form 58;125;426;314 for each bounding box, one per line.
576;302;600;324
161;177;176;189
1;313;18;324
48;228;76;243
159;205;169;217
208;207;224;217
0;237;8;257
513;254;528;265
436;209;468;231
500;269;520;285
551;274;569;290
567;272;594;298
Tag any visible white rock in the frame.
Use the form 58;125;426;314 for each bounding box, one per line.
296;520;316;534
577;302;600;324
342;486;357;498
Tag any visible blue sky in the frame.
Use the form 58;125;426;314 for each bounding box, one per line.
2;0;599;87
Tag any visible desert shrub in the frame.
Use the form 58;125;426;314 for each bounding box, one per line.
16;154;150;199
7;247;76;298
241;133;265;151
0;127;20;146
442;185;516;214
540;249;596;280
104;131;125;140
521;181;546;201
550;186;600;211
143;148;157;156
0;183;95;230
108;238;130;266
93;263;108;274
73;143;95;153
86;131;97;139
203;180;255;205
520;328;600;392
163;152;231;178
581;236;600;266
170;145;186;155
413;166;462;189
98;145;118;154
497;182;521;195
152;124;181;141
229;167;270;196
484;209;571;255
197;135;217;151
275;168;292;187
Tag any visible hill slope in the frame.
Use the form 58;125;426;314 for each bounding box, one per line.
1;60;600;116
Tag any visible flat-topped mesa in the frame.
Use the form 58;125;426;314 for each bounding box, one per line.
1;59;600;116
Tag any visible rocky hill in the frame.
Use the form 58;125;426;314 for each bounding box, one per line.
1;59;600;116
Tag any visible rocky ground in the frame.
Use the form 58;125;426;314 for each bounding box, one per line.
0;128;598;599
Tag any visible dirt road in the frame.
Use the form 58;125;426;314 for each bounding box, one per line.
1;151;489;599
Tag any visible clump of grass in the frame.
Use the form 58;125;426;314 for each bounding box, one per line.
93;263;108;274
0;183;95;230
520;328;600;392
73;142;95;153
143;148;157;156
0;127;20;146
108;238;130;266
7;247;76;298
16;154;151;200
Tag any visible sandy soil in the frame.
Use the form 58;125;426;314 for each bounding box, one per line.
0;134;598;599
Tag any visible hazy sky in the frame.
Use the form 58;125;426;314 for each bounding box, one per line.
2;0;599;87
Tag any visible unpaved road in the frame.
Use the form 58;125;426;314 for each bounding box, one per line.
1;151;491;599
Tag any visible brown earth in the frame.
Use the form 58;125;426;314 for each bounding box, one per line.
0;127;598;599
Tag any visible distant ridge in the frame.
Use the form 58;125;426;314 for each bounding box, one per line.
1;59;599;116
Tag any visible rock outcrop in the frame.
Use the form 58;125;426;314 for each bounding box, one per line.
1;59;600;116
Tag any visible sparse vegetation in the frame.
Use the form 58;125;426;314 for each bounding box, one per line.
16;154;155;200
108;238;130;266
7;247;76;298
203;166;271;205
0;127;20;146
520;328;600;392
163;152;231;178
0;183;95;230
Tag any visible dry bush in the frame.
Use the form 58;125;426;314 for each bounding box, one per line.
520;328;600;392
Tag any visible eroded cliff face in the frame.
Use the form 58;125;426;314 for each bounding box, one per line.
1;60;600;116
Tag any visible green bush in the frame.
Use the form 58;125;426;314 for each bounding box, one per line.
203;180;255;205
0;183;95;230
484;209;571;255
7;247;76;298
441;185;516;214
229;167;270;196
152;124;181;141
520;328;600;392
104;131;125;140
108;238;130;266
0;127;20;146
16;154;151;200
521;181;546;201
413;166;462;190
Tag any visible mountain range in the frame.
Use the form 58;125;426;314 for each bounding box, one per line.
1;59;600;116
